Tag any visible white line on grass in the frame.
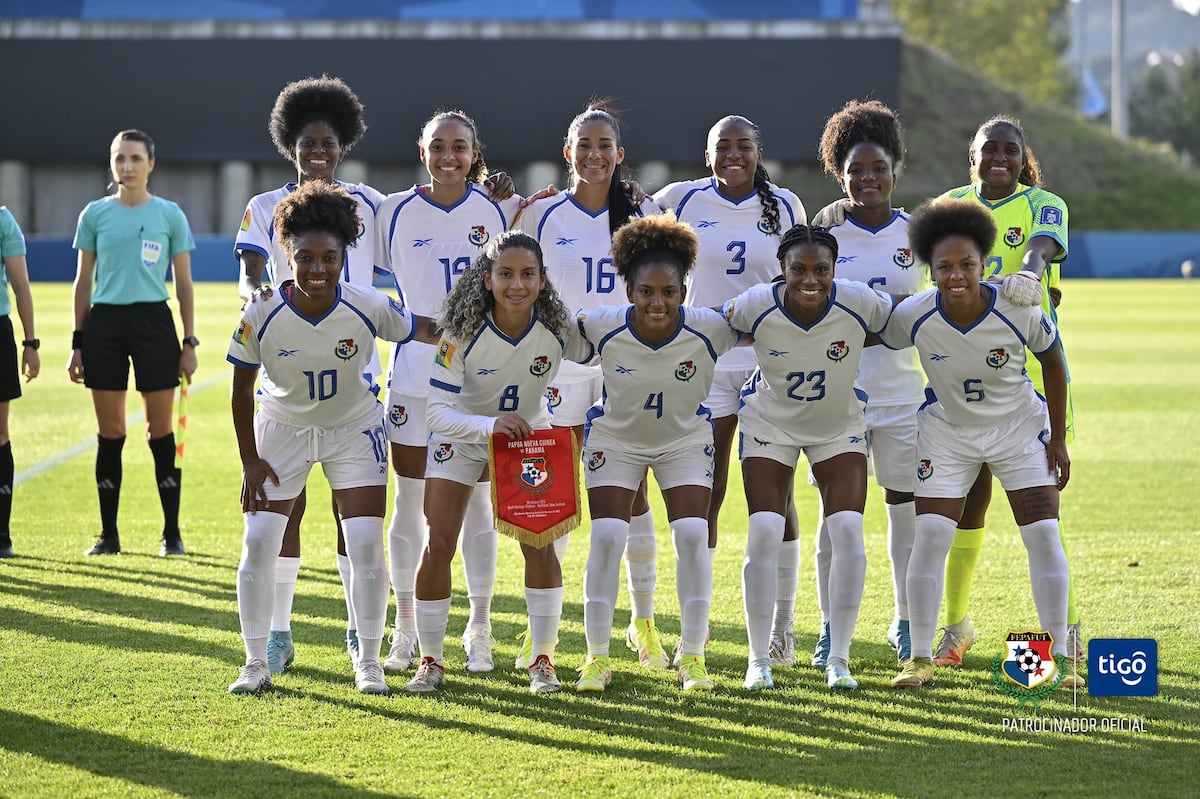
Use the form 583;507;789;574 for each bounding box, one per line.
15;371;231;487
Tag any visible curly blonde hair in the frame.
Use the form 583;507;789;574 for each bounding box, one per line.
610;213;699;287
439;231;571;340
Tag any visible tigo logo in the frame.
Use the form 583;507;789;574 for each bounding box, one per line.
1088;639;1157;696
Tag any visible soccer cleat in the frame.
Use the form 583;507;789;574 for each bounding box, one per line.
892;657;935;689
825;657;858;690
887;618;912;663
1061;655;1086;690
527;654;562;694
355;659;390;695
463;625;495;673
384;628;418;672
84;535;121;556
265;630;295;676
673;626;712;667
228;658;272;694
625;618;670;668
768;628;796;667
1067;621;1085;660
678;654;715;691
574;655;613;693
743;657;775;691
159;537;185;556
405;656;446;693
345;629;360;665
0;542;13;559
933;615;977;667
514;627;533;670
810;619;831;668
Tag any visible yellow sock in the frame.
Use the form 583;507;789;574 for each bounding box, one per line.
943;527;985;626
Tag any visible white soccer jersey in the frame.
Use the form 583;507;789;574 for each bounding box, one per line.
655;177;805;373
376;183;522;396
828;211;928;407
726;279;893;445
579;305;739;455
879;283;1060;426
426;312;594;443
227;283;416;427
514;193;660;383
234;181;385;287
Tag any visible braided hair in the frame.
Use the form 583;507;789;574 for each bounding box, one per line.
268;75;367;160
274;181;361;253
907;198;997;267
817;99;904;178
970;115;1044;188
420;109;490;185
566;103;638;236
776;224;839;268
610;213;699;288
439;231;571;341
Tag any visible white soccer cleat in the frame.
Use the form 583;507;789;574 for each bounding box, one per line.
463;626;495;673
933;615;977;667
768;628;796;667
527;654;562;694
355;659;390;695
384;628;418;672
228;659;272;695
405;657;446;694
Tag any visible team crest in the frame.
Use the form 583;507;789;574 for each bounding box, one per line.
469;225;489;246
893;248;915;268
432;442;454;463
827;340;849;362
1004;226;1025;248
530;355;551;376
545;387;562;408
519;457;551;492
586;451;606;472
991;630;1065;707
986;347;1010;369
756;218;777;235
675;360;697;381
334;339;358;361
233;320;251;346
388;404;408;427
916;458;933;481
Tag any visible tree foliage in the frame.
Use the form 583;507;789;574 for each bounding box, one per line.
1130;48;1200;160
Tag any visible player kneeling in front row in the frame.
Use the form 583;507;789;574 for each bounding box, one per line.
879;198;1071;689
406;232;592;695
226;181;439;695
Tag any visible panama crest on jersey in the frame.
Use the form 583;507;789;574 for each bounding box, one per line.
675;360;697;381
586;451;606;472
986;347;1009;369
469;225;489;246
1004;226;1025;248
530;355;551;376
916;458;933;481
388;404;408;427
893;247;915;268
545;386;561;408
335;338;358;361
827;340;849;362
757;217;777;235
519;456;551;492
433;442;454;463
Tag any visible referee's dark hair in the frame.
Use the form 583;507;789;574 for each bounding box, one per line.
274;181;362;252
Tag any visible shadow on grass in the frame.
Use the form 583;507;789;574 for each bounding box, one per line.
0;708;406;799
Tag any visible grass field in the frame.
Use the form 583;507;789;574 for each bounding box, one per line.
1;281;1197;798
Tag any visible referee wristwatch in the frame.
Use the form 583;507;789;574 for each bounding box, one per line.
21;339;39;350
182;336;200;348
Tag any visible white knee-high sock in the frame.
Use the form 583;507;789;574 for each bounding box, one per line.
342;516;387;664
672;516;710;657
462;483;497;631
826;510;866;663
907;513;958;659
238;512;289;662
414;597;451;664
814;514;831;620
1020;518;1070;656
553;533;570;561
388;475;425;631
773;538;800;636
583;517;629;657
271;555;301;632
886;500;916;620
624;509;657;620
525;585;564;661
743;511;784;663
336;553;356;632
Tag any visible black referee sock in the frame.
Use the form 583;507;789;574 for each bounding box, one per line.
0;441;13;548
149;434;181;542
96;435;125;539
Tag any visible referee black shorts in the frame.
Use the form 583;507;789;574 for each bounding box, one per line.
82;302;181;393
0;316;20;403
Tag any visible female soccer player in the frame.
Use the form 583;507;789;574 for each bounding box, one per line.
932;117;1081;685
375;110;524;675
404;231;591;695
880;197;1070;689
514;104;665;671
804;100;926;669
227;181;438;695
573;214;742;694
70;129;196;558
654;115;806;666
726;224;894;691
0;206;39;559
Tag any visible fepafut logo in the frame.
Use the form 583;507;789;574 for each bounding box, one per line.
1089;639;1158;696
